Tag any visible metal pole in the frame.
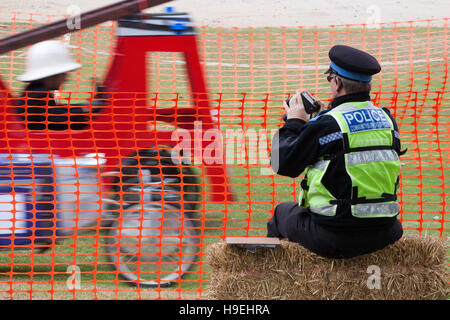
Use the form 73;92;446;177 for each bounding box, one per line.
0;0;173;55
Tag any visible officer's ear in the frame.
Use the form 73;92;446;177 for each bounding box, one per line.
335;76;343;91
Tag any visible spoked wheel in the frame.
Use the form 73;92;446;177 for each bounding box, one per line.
105;148;202;287
105;203;200;287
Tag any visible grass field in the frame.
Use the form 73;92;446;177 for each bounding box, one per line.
0;18;448;299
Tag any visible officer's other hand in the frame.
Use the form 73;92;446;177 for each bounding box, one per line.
94;83;110;100
92;83;111;109
311;99;325;118
284;90;310;122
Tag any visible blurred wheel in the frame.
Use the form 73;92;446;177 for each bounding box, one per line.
106;148;202;287
105;202;200;287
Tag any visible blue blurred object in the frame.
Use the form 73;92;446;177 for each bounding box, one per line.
170;20;188;34
164;7;189;35
0;154;54;246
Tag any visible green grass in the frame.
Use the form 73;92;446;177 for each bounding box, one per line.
0;20;448;298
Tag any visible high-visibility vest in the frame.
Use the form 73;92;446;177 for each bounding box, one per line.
300;101;401;218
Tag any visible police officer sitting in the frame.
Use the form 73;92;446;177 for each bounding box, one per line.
15;40;106;131
267;45;404;259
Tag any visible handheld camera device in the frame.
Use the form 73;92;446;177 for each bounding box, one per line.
283;91;321;121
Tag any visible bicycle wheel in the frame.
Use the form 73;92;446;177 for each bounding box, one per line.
105;147;202;287
105;202;200;287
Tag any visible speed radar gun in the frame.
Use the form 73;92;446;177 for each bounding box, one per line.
283;91;321;121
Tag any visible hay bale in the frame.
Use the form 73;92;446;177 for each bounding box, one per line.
205;235;449;300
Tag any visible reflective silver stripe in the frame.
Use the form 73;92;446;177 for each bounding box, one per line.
347;149;399;166
334;102;377;113
310;204;337;216
334;104;360;112
353;202;400;217
312;160;328;171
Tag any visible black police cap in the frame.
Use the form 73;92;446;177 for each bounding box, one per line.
325;45;381;82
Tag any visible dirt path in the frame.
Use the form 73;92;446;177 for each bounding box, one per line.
0;0;448;27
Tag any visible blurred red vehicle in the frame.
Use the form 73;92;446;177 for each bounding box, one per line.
0;8;234;287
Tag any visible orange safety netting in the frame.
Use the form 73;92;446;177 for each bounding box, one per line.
0;12;448;299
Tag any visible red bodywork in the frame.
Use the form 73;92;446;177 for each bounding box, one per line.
0;31;234;203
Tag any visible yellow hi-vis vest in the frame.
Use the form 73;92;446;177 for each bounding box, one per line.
300;101;401;218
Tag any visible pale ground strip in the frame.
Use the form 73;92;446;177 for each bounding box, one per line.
0;0;449;27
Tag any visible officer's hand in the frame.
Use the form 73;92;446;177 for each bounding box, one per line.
311;99;326;118
284;90;310;122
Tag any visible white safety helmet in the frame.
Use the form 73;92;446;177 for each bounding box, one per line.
17;40;81;82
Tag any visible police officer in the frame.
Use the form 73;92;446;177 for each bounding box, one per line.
267;45;405;259
15;40;106;131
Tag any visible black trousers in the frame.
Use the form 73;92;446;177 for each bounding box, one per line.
267;202;403;259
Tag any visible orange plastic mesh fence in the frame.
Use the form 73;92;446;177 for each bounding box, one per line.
0;12;448;299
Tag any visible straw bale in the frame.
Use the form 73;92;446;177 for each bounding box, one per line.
205;234;449;300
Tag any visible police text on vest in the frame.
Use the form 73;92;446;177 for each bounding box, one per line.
342;109;390;133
